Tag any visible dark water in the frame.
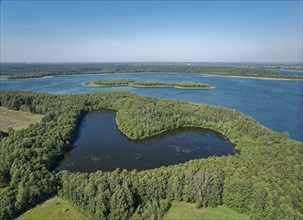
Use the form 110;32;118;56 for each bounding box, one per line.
1;72;302;141
56;111;235;172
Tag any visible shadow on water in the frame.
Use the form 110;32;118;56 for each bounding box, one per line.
56;110;236;172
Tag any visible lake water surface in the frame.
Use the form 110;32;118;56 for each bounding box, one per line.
1;72;302;141
275;69;303;76
56;111;236;172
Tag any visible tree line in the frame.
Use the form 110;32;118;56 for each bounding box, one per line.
84;79;136;86
2;63;302;79
85;78;212;89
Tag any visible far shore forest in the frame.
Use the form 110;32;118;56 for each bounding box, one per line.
1;63;302;79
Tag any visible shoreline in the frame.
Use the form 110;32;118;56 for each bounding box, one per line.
202;73;303;81
83;82;214;90
82;82;130;87
1;75;54;80
173;85;215;90
276;69;303;72
3;71;302;81
132;84;214;90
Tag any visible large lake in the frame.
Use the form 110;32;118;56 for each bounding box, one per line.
1;72;302;141
56;111;236;172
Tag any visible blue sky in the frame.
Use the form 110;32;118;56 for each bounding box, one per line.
1;1;302;62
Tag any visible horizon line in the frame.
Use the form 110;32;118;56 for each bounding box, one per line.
1;61;302;64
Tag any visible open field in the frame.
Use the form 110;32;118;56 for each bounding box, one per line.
0;107;43;131
18;197;88;220
17;197;249;220
162;201;249;220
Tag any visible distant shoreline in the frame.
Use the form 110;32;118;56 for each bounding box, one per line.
2;71;302;81
276;69;303;72
203;73;303;81
1;75;54;80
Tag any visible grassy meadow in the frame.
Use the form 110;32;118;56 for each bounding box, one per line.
0;106;43;131
18;197;88;220
162;201;249;220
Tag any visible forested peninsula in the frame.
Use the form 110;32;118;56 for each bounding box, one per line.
0;90;302;219
84;79;213;89
1;63;302;79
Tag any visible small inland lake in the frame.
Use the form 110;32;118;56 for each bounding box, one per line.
56;110;236;172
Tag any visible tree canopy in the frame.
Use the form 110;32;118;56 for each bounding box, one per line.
0;90;302;219
84;78;213;89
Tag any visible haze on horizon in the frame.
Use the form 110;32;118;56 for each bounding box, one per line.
0;1;302;63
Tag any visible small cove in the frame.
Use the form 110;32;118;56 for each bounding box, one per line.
56;110;236;172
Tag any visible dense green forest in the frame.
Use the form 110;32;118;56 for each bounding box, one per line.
0;90;302;219
1;63;302;79
131;81;211;89
84;79;212;89
84;79;136;86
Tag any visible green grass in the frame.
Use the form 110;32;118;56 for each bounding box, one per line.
162;201;249;220
18;197;88;220
0;106;43;131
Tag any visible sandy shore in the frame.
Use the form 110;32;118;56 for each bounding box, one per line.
2;76;54;80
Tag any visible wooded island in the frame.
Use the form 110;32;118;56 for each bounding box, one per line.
84;79;214;89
